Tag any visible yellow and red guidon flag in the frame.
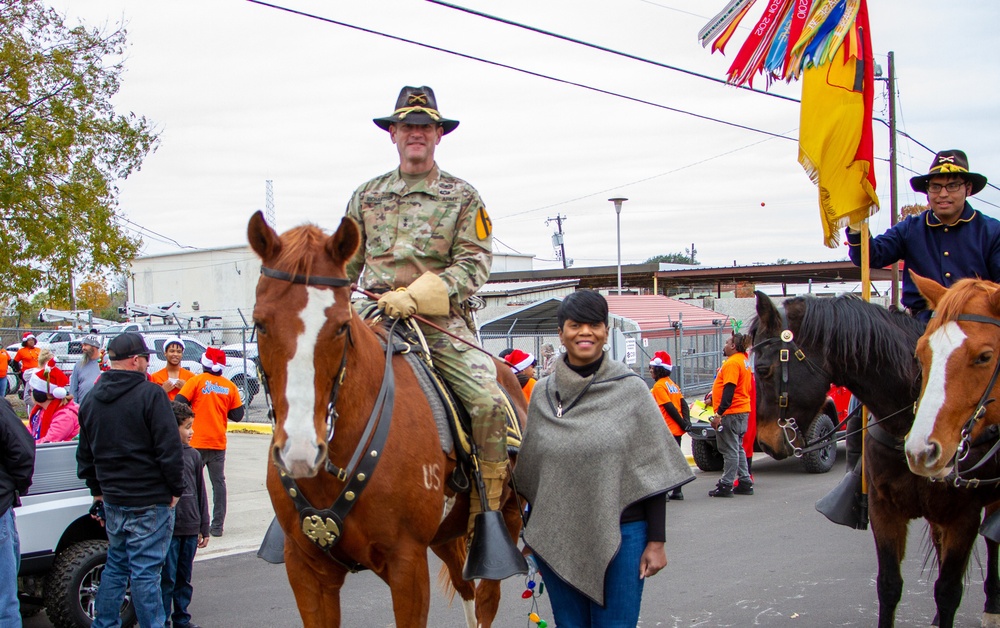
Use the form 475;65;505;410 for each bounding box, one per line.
700;0;879;247
798;0;878;247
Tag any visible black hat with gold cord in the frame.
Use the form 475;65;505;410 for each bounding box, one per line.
373;86;460;135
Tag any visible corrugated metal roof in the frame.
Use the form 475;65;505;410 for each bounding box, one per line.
605;295;724;338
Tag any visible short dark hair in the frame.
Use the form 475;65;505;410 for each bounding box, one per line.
732;333;749;353
558;290;608;330
172;400;195;426
650;365;670;380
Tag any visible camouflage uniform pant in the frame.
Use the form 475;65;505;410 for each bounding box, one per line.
420;318;509;465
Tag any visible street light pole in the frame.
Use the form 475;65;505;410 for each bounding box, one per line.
609;197;628;295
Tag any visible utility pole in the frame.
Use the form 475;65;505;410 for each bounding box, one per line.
546;215;569;269
887;51;899;308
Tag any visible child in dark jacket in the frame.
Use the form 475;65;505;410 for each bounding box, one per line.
161;401;210;628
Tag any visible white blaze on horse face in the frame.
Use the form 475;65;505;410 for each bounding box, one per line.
908;322;966;458
282;286;335;470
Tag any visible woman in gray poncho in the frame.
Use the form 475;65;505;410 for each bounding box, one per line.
514;290;693;626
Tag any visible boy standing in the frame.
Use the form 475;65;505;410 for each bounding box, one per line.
161;402;209;628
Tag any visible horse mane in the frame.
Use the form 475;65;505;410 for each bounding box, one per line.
791;294;925;376
272;223;334;278
925;278;999;334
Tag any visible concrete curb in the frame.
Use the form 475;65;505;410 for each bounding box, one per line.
229;422;272;435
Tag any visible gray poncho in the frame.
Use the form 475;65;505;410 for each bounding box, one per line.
514;355;694;605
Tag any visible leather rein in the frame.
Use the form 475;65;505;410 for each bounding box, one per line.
258;265;398;571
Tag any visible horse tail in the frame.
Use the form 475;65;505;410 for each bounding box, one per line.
436;536;469;604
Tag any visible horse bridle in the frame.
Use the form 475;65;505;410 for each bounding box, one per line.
258;266;353;442
930;313;1000;488
752;310;837;457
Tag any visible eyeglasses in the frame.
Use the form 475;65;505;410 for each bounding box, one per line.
927;181;966;194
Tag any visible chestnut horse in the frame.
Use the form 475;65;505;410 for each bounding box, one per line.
751;291;1000;628
906;275;1000;480
247;211;525;627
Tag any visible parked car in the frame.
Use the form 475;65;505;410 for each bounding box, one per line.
18;441;136;627
144;334;260;406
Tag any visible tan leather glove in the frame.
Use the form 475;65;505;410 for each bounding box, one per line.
378;289;417;319
405;271;450;316
847;218;865;234
377;272;450;318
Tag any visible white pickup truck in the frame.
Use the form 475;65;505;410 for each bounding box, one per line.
17;441;136;627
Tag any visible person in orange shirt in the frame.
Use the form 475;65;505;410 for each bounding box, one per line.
649;351;689;500
708;333;754;498
13;332;40;375
0;346;9;398
149;337;196;401
504;349;537;403
176;347;243;537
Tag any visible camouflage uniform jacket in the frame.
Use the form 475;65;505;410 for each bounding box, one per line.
345;164;492;308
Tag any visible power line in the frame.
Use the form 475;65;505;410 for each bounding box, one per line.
246;0;794;141
119;216;198;250
427;0;800;104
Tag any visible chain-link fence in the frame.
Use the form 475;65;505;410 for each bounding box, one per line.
481;321;732;395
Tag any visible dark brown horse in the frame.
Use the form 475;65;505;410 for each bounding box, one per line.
751;291;1000;628
247;211;525;627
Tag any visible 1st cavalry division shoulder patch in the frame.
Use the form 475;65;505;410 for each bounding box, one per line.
475;207;492;240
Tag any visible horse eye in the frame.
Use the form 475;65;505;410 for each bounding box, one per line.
255;321;267;335
975;351;994;366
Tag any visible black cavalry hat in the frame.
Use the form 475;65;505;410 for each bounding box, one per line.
373;86;459;135
910;149;988;196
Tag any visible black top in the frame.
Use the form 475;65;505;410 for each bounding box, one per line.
0;398;34;515
77;369;185;506
174;445;210;537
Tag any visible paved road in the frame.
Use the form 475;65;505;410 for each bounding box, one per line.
25;434;996;626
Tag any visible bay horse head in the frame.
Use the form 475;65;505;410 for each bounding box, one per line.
906;272;1000;478
750;291;833;459
247;210;361;478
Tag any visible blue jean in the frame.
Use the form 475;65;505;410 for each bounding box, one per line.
197;449;226;532
537;521;647;627
718;412;751;487
0;508;20;627
0;374;8;399
93;503;175;628
161;535;198;627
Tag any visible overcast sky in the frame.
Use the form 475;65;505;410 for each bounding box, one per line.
47;0;1000;270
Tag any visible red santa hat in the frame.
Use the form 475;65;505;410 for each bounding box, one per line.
201;347;227;373
504;349;536;374
29;359;70;399
649;351;672;372
22;331;36;345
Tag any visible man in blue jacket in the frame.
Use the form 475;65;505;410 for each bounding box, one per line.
847;149;1000;322
77;332;184;628
0;397;34;626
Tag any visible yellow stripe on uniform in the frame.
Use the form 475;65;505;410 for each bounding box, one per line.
475;207;492;240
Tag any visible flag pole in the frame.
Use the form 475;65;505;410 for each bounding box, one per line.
860;220;871;510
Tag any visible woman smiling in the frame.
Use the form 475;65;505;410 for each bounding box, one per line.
515;290;693;625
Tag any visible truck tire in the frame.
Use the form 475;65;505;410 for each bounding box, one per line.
233;375;256;407
692;438;725;472
44;539;136;628
801;411;838;474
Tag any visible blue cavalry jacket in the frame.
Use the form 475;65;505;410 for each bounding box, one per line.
846;202;1000;320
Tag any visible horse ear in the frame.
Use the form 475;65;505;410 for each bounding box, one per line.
989;284;1000;317
910;270;947;310
754;291;781;332
248;210;282;262
327;216;361;263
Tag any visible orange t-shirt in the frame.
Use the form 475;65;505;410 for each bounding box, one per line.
14;346;40;373
651;376;686;436
179;372;242;450
150;368;196;401
521;377;536;403
0;350;8;377
712;352;752;415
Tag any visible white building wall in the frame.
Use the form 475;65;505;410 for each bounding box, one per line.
131;246;260;326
